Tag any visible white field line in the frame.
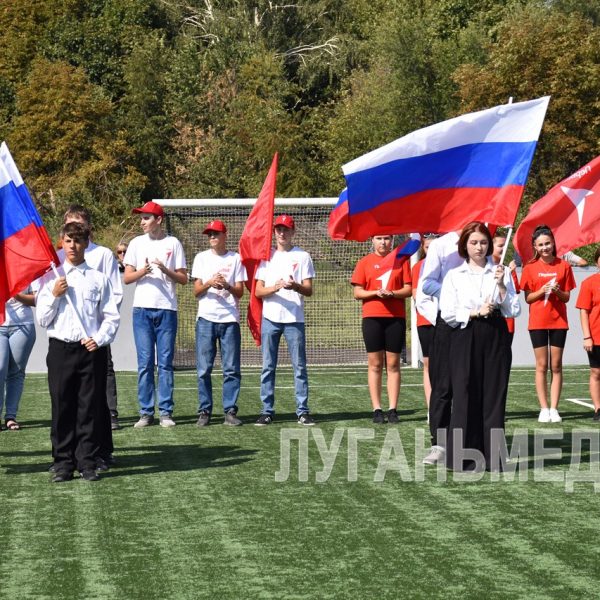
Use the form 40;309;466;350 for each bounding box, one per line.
565;398;595;409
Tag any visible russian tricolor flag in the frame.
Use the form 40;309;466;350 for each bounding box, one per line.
335;97;549;241
0;143;58;324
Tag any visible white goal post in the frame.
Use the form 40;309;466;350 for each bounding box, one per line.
154;198;420;369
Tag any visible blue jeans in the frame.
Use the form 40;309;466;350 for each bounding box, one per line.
195;318;241;414
132;308;177;416
260;318;309;416
0;323;36;420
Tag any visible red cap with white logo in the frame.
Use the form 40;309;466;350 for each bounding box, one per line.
203;220;227;234
274;215;295;229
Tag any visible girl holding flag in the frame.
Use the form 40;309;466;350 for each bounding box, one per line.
520;225;576;423
440;222;520;471
351;235;412;424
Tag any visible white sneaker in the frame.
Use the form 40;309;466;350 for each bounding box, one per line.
159;415;176;428
549;408;562;423
423;445;445;465
538;408;551;423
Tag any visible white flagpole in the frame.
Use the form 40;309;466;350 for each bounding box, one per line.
51;263;90;339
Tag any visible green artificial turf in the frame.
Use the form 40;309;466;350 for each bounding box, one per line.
1;366;599;599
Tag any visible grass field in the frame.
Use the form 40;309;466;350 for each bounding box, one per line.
1;366;600;599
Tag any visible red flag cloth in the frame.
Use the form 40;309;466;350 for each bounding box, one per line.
0;151;58;324
514;156;600;263
239;153;278;345
327;188;349;240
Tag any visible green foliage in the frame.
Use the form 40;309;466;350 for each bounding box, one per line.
454;4;600;211
0;0;599;247
6;58;146;234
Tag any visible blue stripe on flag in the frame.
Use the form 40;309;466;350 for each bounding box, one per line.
0;181;35;241
345;141;537;215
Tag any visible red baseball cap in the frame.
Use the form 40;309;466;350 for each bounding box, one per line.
203;220;227;234
274;215;295;229
132;201;164;217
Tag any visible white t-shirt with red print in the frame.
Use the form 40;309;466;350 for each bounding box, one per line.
256;247;315;323
124;233;187;311
191;250;247;322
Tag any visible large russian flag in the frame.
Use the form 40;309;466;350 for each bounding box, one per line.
341;96;550;241
0;143;58;324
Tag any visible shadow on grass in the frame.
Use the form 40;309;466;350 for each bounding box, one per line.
1;444;257;477
503;430;599;468
505;409;593;421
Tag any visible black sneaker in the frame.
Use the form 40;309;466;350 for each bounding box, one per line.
594;410;600;422
373;409;386;424
255;414;273;426
51;470;73;483
387;408;399;424
297;413;316;426
196;412;211;427
224;410;242;426
96;457;110;472
80;469;100;482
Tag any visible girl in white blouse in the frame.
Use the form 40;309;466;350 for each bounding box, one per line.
440;222;520;472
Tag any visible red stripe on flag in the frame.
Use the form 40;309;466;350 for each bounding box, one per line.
344;185;523;241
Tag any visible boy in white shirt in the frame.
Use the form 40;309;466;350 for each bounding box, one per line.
254;215;316;426
192;220;247;426
37;222;119;482
123;201;187;428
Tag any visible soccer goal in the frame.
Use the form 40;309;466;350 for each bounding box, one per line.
157;198;413;369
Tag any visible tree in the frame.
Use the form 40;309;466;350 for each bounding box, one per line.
7;58;146;235
454;4;600;208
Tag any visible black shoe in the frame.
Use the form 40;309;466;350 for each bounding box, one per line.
387;408;399;424
111;415;120;430
51;470;73;483
81;469;100;482
96;457;110;472
255;414;273;426
196;412;211;427
372;409;386;424
594;409;600;422
297;413;316;426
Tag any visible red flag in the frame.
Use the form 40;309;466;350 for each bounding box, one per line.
0;144;58;324
514;156;600;263
239;153;277;345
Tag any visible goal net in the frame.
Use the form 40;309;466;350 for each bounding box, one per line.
158;199;409;369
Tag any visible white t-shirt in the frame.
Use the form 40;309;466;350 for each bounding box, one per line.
124;234;187;311
256;247;315;323
3;288;34;325
191;250;247;322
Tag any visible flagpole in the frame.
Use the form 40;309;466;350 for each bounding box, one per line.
51;263;90;339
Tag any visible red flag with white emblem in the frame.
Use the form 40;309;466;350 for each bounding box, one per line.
514;156;600;263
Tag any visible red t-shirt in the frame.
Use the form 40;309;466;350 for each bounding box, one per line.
351;253;412;318
520;257;576;330
411;258;432;327
576;273;600;344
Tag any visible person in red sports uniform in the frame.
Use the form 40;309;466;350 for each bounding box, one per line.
411;234;438;414
576;247;600;421
520;225;576;424
351;235;412;425
492;232;520;343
